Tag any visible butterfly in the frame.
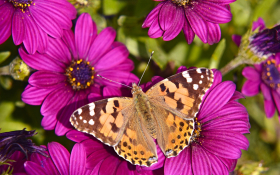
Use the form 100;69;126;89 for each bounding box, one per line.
70;68;214;167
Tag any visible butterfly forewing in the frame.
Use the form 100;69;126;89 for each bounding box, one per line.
146;68;214;119
70;97;133;146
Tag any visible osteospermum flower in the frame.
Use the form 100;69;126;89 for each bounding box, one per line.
242;53;280;119
164;66;250;174
21;13;139;136
0;0;76;54
24;142;87;175
142;0;234;44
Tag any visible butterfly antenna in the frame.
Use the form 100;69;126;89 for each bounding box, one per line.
97;74;133;89
138;51;154;86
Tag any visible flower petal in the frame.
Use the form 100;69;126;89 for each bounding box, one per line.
272;91;280;115
48;142;70;175
232;34;242;46
41;113;57;130
241;80;260;96
19;47;66;73
196;1;232;23
199;81;236;120
115;161;134;175
30;152;59;175
264;99;275;118
40;84;74;117
22;12;39;54
88;27;116;64
242;67;260;81
164;147;192;175
24;161;48;175
96;71;139;87
94;45;129;71
115;58;134;72
86;149;110;169
148;16;164;38
142;2;164;28
103;86;122;98
192;144;211;175
66;130;92;143
185;9;207;43
206;21;221;45
218;157;237;172
28;71;66;89
21;85;54;105
183;18;195;44
47;37;72;64
159;1;176;31
30;5;63;38
163;6;184;41
70;143;86;175
0;3;14;44
99;156;120;175
62;29;77;58
12;8;25;45
75;13;97;59
260;83;272;100
252;17;266;31
81;139;104;156
229;91;245;101
208;154;228;175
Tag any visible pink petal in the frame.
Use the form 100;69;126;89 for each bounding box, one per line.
208;154;228;175
205;0;236;4
115;161;134;175
75;13;97;59
159;1;176;31
81;139;104;156
28;71;66;89
218;158;237;172
22;12;39;54
62;29;77;58
142;2;164;28
30;152;59;175
24;161;48;175
272;91;280;115
30;5;62;38
199;81;236;120
232;35;242;46
241;80;260;96
192;144;211;175
183;18;195;44
206;21;221;45
115;58;134;72
36;26;48;53
19;47;66;73
164;147;192;175
48;142;70;175
12;8;25;45
41;113;57;130
148;17;164;38
229;91;245;101
252;17;266;31
94;45;129;71
21;85;54;105
70;143;86;175
47;37;72;64
86;149;110;169
98;156;120;175
264;99;275;118
40;84;74;117
0;3;14;44
163;6;184;41
96;71;139;87
103;86;122;98
185;9;207;43
88;27;116;65
66;130;92;143
242;67;260;81
260;83;272;100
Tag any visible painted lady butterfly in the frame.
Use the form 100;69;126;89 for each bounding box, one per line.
70;68;214;167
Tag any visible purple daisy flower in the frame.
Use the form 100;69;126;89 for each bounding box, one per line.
23;142;87;175
164;66;250;174
242;53;280;119
66;130;164;175
142;0;234;44
21;13;139;136
0;0;77;54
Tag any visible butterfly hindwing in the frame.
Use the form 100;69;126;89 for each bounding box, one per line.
146;68;214;119
114;112;158;167
70;97;133;146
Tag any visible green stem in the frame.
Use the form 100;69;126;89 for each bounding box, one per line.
220;56;244;76
0;65;10;76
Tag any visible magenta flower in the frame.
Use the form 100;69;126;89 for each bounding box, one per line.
242;54;280;119
142;0;234;44
24;142;87;175
66;130;164;175
21;13;139;136
0;0;76;54
0;151;26;174
164;66;250;174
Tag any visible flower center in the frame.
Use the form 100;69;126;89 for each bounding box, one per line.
261;59;280;89
65;59;95;90
8;0;34;9
171;0;190;6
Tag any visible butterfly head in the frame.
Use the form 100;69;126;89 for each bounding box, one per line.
131;83;143;95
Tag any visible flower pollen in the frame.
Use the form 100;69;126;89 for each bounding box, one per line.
66;59;95;90
261;59;280;89
9;0;35;11
171;0;190;6
190;118;202;144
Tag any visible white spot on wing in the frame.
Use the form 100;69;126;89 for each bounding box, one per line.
193;84;198;90
201;75;204;78
196;68;202;73
90;111;95;116
78;108;82;115
88;103;95;116
79;116;82;120
187;77;192;83
199;80;202;84
182;71;190;78
89;119;94;125
83;120;87;123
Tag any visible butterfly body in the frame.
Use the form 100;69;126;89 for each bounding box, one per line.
70;68;214;167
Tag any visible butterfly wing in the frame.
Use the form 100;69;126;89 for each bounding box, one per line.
151;104;194;157
146;68;214;119
114;111;158;167
70;97;133;146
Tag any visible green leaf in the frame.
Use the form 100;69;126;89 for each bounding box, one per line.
167;42;189;67
231;0;251;27
0;51;11;65
0;102;15;121
209;39;226;69
253;0;278;20
103;0;126;15
0;76;13;90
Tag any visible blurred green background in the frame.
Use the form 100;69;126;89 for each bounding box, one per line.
0;0;280;174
